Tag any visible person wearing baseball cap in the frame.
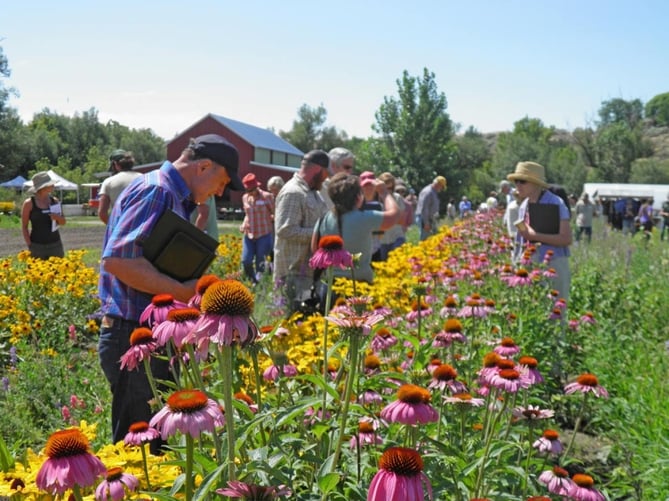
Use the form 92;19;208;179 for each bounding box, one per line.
239;173;275;283
98;149;141;224
98;133;242;452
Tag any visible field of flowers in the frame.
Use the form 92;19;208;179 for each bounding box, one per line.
0;212;667;500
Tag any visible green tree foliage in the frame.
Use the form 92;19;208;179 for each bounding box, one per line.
629;158;669;184
372;68;455;190
279;104;348;153
645;92;669;126
449;127;493;197
590;122;652;183
598;98;644;129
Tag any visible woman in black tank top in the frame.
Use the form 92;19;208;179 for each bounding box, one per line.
21;171;67;259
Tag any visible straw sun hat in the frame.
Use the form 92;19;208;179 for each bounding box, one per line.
507;161;549;188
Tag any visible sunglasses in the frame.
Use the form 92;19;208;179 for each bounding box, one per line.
342;164;354;171
514;180;527;185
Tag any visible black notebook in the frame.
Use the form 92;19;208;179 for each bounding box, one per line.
141;209;219;282
528;203;560;235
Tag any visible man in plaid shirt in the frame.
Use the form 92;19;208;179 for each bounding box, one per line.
240;173;275;283
273;150;329;310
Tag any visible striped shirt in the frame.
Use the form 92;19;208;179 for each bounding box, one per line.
241;188;274;239
98;161;196;321
273;173;327;281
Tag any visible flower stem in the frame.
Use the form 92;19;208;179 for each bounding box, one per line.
250;350;267;446
142;357;163;409
140;442;153;491
563;394;588;459
322;267;334;418
219;345;237;481
185;433;194;501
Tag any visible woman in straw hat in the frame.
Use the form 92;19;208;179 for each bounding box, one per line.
507;161;572;301
21;171;67;259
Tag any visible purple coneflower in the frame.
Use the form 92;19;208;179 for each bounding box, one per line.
235;391;259;413
542;267;557;278
188;274;221;309
380;384;439;425
512;404;555;421
503;268;533;287
580;311;596;325
326;307;385;335
36;428;106;495
477;352;502;386
494;337;521;357
439;294;459;317
538;465;574;496
349;418;383;448
517;355;544;384
567;473;606;501
216;480;291;499
150;389;224;439
564;373;609;398
433;318;467;348
309;235;353;270
443;392;484;407
370;327;398;352
488;359;531;393
359;390;384;405
139;293;188;328
532;429;563;455
363;354;383;375
152;307;201;349
263;363;298;381
428;363;467;394
95;467;139;501
367;447;433;501
119;327;158;371
123;421;160;446
191;279;258;347
405;299;432;322
457;294;488;318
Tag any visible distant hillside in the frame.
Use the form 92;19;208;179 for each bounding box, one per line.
479;124;669;161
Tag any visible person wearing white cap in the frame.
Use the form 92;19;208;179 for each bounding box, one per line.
507;161;572;300
21;171;67;259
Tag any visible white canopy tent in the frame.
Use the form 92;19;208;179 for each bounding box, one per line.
23;170;81;204
583;183;669;211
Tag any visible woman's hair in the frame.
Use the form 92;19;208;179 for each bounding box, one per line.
328;173;361;217
378;172;396;190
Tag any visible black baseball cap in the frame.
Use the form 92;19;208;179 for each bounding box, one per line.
303;149;330;169
191;134;243;191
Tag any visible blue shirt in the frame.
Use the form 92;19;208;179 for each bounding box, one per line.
517;189;571;261
98;161;196;321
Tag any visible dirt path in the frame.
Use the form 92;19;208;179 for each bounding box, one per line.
0;222;107;257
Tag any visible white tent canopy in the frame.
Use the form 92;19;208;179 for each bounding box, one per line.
23;170;80;203
583;183;669;211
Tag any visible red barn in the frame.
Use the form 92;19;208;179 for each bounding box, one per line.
135;113;303;210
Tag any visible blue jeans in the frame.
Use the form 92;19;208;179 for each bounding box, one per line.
242;233;273;282
98;316;171;453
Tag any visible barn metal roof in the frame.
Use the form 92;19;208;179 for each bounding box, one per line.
210;114;304;156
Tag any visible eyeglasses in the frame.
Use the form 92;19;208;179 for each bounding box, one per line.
514;180;527;185
342;164;354;171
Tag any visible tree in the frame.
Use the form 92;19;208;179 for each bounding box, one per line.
629;158;669;184
372;68;455;190
598;98;644;129
645;92;669;127
279;104;348;153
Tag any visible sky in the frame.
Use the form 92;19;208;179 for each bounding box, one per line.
2;1;668;141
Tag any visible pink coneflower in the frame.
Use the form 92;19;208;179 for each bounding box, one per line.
543;249;554;265
443;392;484;407
580;312;596;325
457;294;488;318
567;473;606;501
350;418;383;448
477;352;502;386
488;360;531;393
150;389;224;439
216;480;291;499
433;318;467;348
326;307;385;335
554;297;567;310
439;294;459;317
370;327;398;352
123;421;160;446
512;405;555;421
503;267;533;287
367;447;433;501
533;429;563;455
190;279;258;348
542;267;557;278
568;319;581;331
188;274;221;309
152;307;201;349
494;337;521;357
139;293;188;328
304;407;331;425
95;467;139;501
119;327;158;371
538;465;574;496
405;299;432;322
517;356;544;384
309;235;353;270
364;354;383;375
263;363;298;381
235;391;259;413
548;307;563;321
36;428;106;495
565;373;609;398
380;384;439;425
428;363;467;394
359;390;384;405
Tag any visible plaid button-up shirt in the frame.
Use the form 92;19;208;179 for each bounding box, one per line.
273;173;327;281
241;188;274;239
